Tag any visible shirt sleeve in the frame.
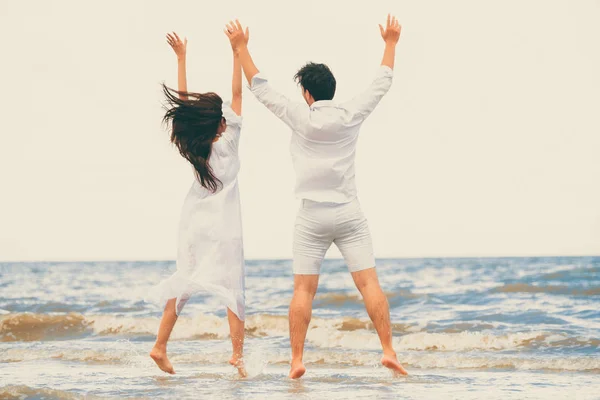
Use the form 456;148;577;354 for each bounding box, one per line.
249;73;307;129
341;65;394;121
221;101;243;151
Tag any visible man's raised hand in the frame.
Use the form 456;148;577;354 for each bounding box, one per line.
379;14;401;45
224;20;249;52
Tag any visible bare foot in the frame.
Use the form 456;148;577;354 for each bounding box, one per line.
229;356;248;378
150;347;175;374
289;360;306;379
381;353;408;376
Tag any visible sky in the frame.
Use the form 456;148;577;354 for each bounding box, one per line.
0;0;599;261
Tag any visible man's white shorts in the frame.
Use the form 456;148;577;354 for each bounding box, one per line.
293;198;376;275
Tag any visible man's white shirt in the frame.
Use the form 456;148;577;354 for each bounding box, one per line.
249;65;394;204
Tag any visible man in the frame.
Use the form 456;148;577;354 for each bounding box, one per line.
225;14;407;379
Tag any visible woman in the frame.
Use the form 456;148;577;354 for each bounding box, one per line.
148;26;249;377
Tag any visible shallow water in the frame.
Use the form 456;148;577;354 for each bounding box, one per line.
1;257;599;399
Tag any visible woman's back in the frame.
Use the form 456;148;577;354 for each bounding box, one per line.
192;103;242;199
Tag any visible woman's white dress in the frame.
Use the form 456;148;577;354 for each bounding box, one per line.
151;103;245;320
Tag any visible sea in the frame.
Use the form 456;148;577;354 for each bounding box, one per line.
1;257;599;399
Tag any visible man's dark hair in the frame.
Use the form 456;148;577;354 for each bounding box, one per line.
294;62;336;101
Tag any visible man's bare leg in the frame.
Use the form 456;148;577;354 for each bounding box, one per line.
150;298;178;374
227;308;247;378
288;274;319;379
351;268;408;376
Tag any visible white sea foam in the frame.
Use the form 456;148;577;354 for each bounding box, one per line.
2;345;599;373
3;313;597;353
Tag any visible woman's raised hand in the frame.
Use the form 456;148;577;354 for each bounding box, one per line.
166;32;187;59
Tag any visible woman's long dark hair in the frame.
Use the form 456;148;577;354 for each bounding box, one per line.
162;84;224;192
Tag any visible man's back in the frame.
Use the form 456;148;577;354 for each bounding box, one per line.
250;65;394;203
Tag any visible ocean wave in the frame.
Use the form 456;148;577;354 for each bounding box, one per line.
539;265;600;281
0;313;90;342
493;283;600;296
1;313;598;354
162;350;600;373
0;347;126;364
403;353;600;372
0;313;417;342
0;385;102;400
305;328;599;352
314;291;421;307
1;347;599;374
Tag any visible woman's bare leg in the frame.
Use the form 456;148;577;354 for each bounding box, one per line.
227;308;247;377
150;298;178;374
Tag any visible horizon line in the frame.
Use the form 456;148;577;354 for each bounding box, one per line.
1;254;599;264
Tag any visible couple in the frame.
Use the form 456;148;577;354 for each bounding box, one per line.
149;15;406;379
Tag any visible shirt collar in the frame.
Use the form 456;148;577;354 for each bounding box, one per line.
310;100;336;110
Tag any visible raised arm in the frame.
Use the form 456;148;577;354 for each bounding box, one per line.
379;14;401;70
225;19;306;129
230;52;243;116
225;22;249;116
166;32;188;100
225;20;258;85
342;15;402;120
